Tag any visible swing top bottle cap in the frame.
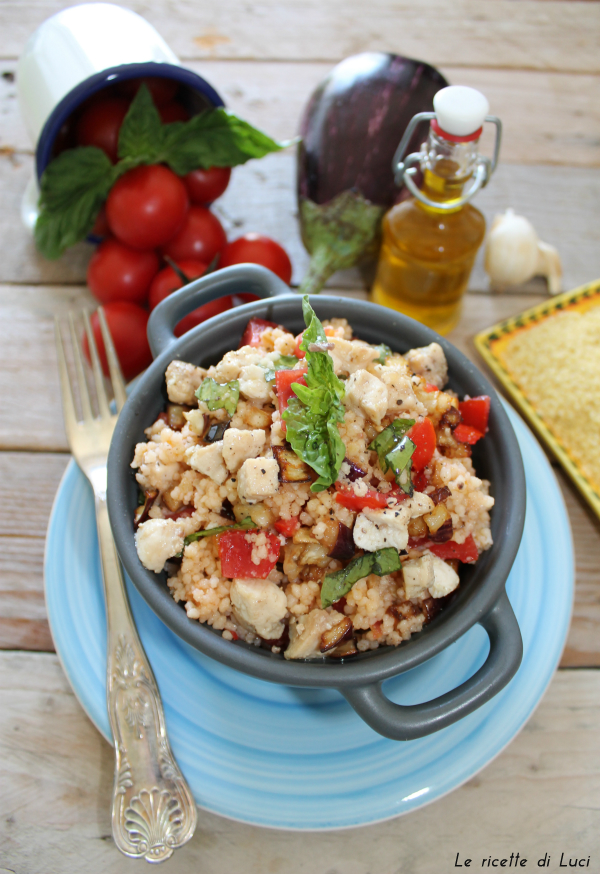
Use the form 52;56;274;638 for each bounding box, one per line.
432;86;489;142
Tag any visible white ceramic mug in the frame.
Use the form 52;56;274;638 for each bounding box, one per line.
18;2;223;229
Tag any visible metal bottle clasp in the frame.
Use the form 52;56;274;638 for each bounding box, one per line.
392;112;503;211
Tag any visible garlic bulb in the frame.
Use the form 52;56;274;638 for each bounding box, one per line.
484;209;562;294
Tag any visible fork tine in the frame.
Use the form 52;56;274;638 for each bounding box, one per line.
54;318;79;437
97;307;127;413
83;309;111;419
68;312;93;423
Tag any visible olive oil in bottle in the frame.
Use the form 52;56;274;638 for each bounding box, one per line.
372;86;501;334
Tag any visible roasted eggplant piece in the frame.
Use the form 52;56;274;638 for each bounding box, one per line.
320;616;353;653
273;445;314;482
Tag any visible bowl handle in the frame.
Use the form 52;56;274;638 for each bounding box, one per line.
147;263;292;358
340;590;522;741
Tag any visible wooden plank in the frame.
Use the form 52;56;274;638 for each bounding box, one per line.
0;284;549;453
1;154;600;291
4;59;600;168
0;653;598;871
0;453;68;652
0;1;598;73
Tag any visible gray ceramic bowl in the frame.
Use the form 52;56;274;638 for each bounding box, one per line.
107;264;525;741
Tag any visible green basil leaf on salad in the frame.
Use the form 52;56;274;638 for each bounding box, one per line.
320;547;401;608
184;516;254;545
368;418;414;472
196;378;240;416
282;297;346;492
385;436;415;495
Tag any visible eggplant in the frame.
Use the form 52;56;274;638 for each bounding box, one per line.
297;53;448;294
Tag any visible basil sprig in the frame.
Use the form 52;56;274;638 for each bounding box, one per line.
35;84;285;259
184;516;254;545
196;377;240;416
282;297;346;492
369;419;416;495
320;547;401;608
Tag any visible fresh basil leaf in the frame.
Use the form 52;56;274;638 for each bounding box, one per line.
117;83;164;163
159;108;284;175
320;547;401;608
184;516;254;545
196;378;239;416
34;146;116;259
371;547;403;576
385;436;415;495
283;297;346;492
374;343;392;364
368;418;415;472
263;354;299;382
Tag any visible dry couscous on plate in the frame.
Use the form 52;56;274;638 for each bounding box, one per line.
131;298;494;660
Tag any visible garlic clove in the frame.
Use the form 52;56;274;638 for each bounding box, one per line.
484;208;562;294
535;241;562;295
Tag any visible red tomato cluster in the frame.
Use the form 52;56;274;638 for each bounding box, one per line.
78;80;293;381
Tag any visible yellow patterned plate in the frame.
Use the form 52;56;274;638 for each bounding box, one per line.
474;278;600;522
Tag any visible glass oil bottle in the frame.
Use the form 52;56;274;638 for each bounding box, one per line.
371;86;502;334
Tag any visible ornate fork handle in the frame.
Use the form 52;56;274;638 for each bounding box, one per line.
96;495;197;863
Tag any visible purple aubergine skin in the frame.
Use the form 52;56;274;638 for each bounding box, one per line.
297;52;449;208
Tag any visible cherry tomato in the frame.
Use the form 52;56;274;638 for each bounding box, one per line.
90;205;110;239
183;167;231;205
159;102;190;124
148;260;209;310
161;205;226;263
117;76;178;106
87;238;159;306
82;302;152;381
219;233;292;284
106;165;189;250
75;97;130;163
148;259;234;336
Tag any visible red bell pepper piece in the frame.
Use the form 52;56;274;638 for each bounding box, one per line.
273;516;300;537
275;365;308;432
407;418;436;471
430;534;479;564
454;423;485;445
424;383;439;393
334;483;408;511
459;396;490;434
218;529;280;578
335;483;388;510
239;317;281;348
412;468;428;492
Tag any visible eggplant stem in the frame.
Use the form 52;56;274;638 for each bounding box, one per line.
297;246;341;295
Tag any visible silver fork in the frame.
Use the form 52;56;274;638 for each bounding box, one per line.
55;309;197;863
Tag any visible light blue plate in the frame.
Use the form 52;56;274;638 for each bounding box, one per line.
44;404;573;830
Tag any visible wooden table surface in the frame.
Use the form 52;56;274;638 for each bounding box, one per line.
1;2;599;871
